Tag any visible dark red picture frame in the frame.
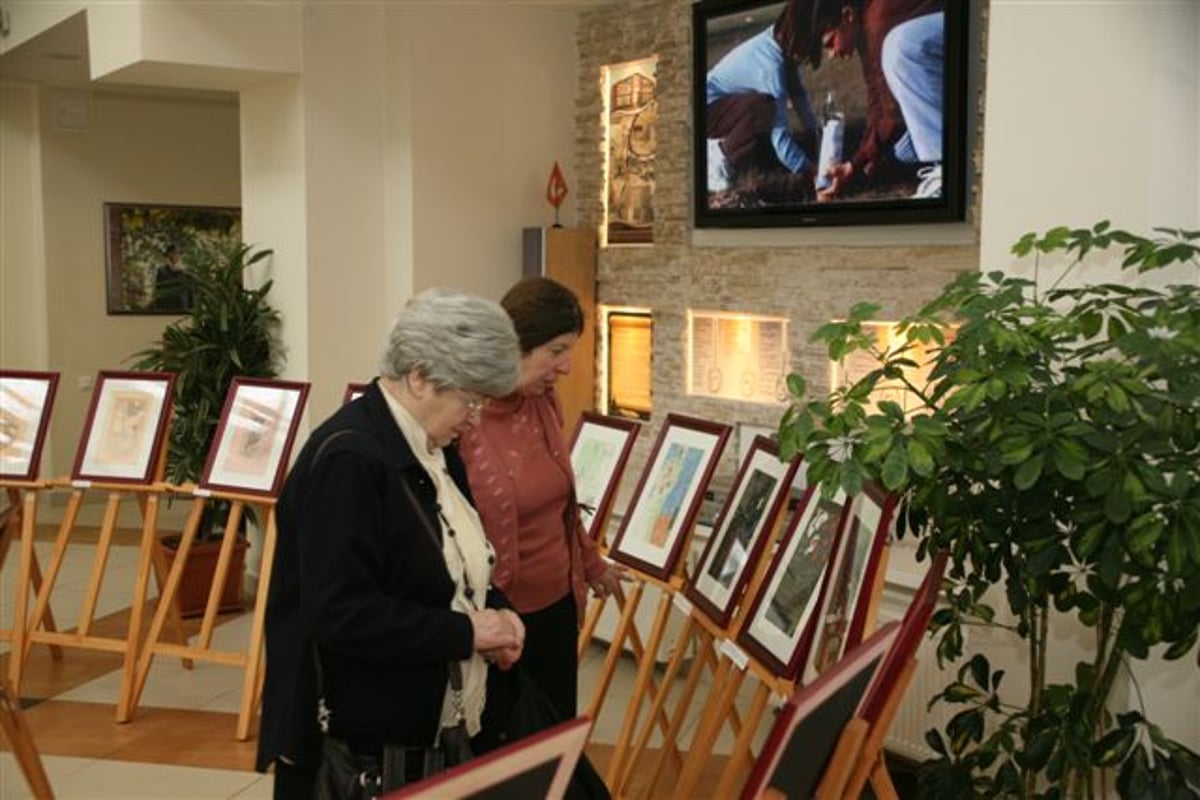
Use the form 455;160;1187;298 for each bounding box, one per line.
0;370;60;481
568;411;642;544
71;370;176;485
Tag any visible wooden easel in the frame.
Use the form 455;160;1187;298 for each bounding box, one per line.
128;488;277;740
1;484;64;687
0;673;54;799
12;478;192;718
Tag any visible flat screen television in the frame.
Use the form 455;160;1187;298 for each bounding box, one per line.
693;0;971;229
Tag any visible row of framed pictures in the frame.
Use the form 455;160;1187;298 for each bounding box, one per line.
568;410;894;683
0;370;309;498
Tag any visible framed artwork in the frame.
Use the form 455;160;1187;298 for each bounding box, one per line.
693;0;971;229
569;412;641;543
802;483;896;683
72;371;175;485
0;370;60;481
604;56;658;246
739;622;899;800
342;382;370;404
607;414;730;581
685;436;799;628
736;486;848;679
387;718;592;800
103;202;241;315
199;378;310;497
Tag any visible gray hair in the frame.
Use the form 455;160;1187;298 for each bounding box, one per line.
379;287;519;397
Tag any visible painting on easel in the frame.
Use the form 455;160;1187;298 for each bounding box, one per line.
737;486;848;678
686;436;799;627
0;370;60;481
569;412;641;543
607;413;729;580
72;371;175;485
200;377;310;497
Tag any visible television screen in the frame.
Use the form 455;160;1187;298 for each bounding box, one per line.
693;0;970;228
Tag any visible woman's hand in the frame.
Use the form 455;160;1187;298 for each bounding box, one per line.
588;563;630;599
472;608;525;670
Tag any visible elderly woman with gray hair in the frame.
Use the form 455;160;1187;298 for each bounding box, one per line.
257;288;527;800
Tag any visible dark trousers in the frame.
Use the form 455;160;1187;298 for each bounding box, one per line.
272;759;318;800
518;592;580;722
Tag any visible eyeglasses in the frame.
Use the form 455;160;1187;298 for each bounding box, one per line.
455;390;488;416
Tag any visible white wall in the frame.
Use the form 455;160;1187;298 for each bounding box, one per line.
981;0;1200;752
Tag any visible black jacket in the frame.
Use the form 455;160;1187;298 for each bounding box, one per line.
255;380;505;772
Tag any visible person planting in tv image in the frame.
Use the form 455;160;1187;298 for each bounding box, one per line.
703;0;822;204
457;276;626;729
806;0;946;202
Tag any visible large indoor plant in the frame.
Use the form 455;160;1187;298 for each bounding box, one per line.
130;239;282;614
778;223;1199;798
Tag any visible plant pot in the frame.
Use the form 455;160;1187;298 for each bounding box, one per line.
161;536;249;618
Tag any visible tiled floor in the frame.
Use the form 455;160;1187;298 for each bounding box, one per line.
0;530;757;799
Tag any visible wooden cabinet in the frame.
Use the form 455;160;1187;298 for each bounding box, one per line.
522;227;597;437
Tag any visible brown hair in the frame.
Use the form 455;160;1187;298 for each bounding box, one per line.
500;276;584;354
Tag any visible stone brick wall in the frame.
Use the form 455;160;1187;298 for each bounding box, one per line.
576;0;988;495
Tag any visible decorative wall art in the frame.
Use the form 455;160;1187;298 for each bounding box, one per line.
829;319;957;414
0;370;60;481
389;718;592;800
103;202;241;315
688;311;789;404
569;412;641;543
686;435;800;628
72;371;175;484
200;378;310;497
608;414;730;580
693;0;971;229
739;622;899;800
602;307;653;420
802;483;896;683
604;56;658;245
737;486;848;678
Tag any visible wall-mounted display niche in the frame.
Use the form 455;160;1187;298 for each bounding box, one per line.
829;321;954;414
601;306;653;421
687;311;789;404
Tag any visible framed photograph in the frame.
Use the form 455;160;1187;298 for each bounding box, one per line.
0;370;60;481
569;412;641;543
103;202;241;315
685;436;799;628
72;371;175;484
199;378;310;497
342;382;370;405
693;0;970;229
802;483;896;683
387;718;592;800
739;622;899;800
736;486;848;678
607;414;730;581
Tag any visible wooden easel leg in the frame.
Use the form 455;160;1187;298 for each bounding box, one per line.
671;660;746;800
605;589;673;785
2;491;62;661
578;593;606;660
583;580;644;721
815;717;869;800
116;494;163;723
150;535;194;670
713;682;771;799
0;676;54;799
236;506;276;741
74;493;122;638
869;754;901;800
195;503;244;651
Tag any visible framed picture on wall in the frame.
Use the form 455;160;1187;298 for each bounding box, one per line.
693;0;971;229
0;370;60;481
736;486;848;679
72;371;175;485
607;413;730;580
801;483;896;683
103;202;241;315
685;436;800;628
199;378;310;497
569;412;641;544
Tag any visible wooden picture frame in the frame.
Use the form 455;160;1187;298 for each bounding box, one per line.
0;370;60;481
103;202;241;315
802;483;896;683
607;413;730;580
739;622;900;800
685;435;799;628
569;411;641;542
72;370;175;484
736;486;848;679
386;718;592;800
342;382;370;405
199;377;310;497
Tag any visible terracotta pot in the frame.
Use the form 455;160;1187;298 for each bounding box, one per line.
161;537;249;618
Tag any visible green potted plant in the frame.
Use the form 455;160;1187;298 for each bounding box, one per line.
778;222;1199;798
130;239;282;616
